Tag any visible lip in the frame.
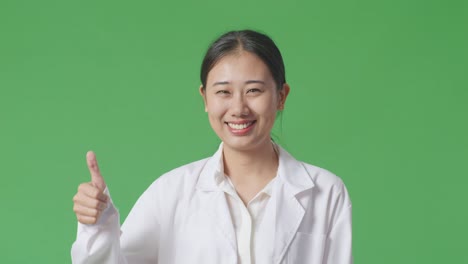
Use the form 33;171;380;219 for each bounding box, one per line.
225;120;256;135
226;120;255;124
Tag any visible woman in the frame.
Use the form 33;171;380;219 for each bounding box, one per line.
71;30;352;264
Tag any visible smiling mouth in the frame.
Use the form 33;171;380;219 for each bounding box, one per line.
225;121;256;130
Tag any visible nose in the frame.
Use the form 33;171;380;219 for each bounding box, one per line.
230;93;250;117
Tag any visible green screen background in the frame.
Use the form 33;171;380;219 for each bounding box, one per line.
1;0;467;263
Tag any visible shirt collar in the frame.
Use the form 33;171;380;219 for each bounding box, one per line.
196;142;314;195
211;144;275;197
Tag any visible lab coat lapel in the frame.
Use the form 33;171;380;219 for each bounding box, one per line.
196;144;237;254
272;146;315;264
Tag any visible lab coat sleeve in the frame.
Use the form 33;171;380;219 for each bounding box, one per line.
323;182;353;264
71;185;161;264
71;188;126;264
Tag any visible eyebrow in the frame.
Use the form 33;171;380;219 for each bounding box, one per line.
212;80;265;86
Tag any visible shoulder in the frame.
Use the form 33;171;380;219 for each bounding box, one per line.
300;162;352;206
277;145;349;195
302;163;346;190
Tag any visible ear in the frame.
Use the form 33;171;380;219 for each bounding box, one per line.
199;85;208;112
277;83;290;110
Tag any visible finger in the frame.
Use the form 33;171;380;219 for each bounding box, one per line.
75;194;108;210
76;214;99;225
76;184;109;204
73;204;101;218
86;151;106;191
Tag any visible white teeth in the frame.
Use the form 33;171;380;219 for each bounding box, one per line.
228;122;253;130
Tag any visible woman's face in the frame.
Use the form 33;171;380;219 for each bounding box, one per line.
200;51;289;152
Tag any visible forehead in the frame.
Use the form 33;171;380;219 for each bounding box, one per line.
206;51;273;85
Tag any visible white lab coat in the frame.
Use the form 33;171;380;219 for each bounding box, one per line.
71;144;352;264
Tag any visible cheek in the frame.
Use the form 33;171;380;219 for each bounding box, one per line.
254;98;279;119
208;113;221;124
206;100;227;123
207;102;225;117
206;97;221;113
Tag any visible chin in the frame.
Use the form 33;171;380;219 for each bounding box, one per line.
222;136;269;152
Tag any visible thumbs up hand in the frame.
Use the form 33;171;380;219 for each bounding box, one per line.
86;151;106;191
73;151;109;225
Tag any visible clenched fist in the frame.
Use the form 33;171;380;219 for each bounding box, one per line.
73;151;109;225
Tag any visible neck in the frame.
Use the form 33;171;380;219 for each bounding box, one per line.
222;141;279;185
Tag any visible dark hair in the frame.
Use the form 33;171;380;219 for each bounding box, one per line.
200;30;286;90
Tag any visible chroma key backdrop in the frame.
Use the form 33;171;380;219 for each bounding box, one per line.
1;0;467;263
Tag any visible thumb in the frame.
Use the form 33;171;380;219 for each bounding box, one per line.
86;151;106;191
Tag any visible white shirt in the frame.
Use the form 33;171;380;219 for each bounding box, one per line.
218;174;275;264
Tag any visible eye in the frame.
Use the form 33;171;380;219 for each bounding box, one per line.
247;88;262;93
216;90;230;95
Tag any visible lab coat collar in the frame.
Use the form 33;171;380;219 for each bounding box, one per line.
196;142;315;195
276;144;315;196
196;143;225;191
